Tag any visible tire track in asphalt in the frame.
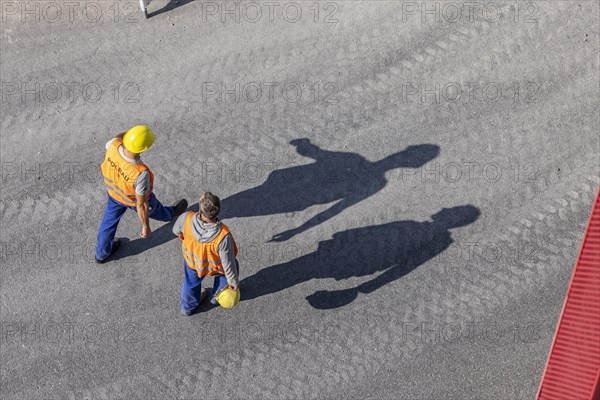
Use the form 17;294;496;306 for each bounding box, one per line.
3;2;578;153
0;2;592;226
1;3;597;397
57;155;598;400
1;2;411;132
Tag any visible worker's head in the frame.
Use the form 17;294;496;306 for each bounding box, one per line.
122;125;156;154
289;138;316;157
431;205;480;229
199;192;220;222
289;138;311;147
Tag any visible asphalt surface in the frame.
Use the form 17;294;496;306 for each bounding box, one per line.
1;0;599;399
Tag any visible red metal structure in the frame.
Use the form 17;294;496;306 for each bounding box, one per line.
537;187;600;399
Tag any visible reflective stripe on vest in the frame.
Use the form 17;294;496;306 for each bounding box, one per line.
181;212;238;279
100;138;154;206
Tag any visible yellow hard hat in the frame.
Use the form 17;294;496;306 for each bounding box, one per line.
122;125;156;153
215;287;240;309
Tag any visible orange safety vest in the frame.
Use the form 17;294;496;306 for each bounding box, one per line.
100;138;154;207
180;212;238;278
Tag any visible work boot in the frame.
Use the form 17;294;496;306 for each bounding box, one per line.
95;238;121;264
199;288;208;304
181;288;209;316
172;199;188;219
209;288;218;305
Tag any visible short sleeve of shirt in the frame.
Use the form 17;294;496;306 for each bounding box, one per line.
134;170;151;196
173;212;188;236
105;138;117;150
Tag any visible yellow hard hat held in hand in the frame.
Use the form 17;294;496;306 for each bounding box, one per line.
214;286;240;309
123;125;156;153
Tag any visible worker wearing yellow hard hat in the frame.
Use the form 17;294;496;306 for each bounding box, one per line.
173;192;240;315
95;126;188;263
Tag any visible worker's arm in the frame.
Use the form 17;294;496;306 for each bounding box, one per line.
105;133;127;150
172;212;187;239
133;171;152;238
136;193;151;238
271;197;356;242
218;235;239;290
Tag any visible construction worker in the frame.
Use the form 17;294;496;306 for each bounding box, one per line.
173;192;240;316
95;125;188;263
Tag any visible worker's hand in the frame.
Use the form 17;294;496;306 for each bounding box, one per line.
306;288;357;309
140;225;151;238
269;230;295;242
229;285;239;291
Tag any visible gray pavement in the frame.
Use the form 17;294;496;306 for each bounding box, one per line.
1;0;599;399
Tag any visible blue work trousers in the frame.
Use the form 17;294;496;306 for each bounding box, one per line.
181;261;229;315
95;192;174;260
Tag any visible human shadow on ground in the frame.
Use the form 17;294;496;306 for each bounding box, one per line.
110;221;176;261
147;0;195;18
240;205;480;309
110;202;201;261
221;140;440;242
110;141;438;260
